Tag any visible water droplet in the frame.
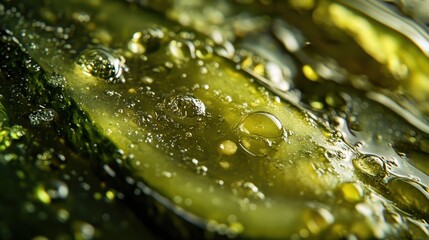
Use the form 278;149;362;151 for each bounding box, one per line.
265;61;291;91
196;165;208;176
57;209;70;223
339;182;363;203
45;179;69;200
161;94;206;125
218;140;238;156
29;108;56;125
386;178;429;216
215;41;235;58
47;72;67;88
352;155;386;180
34;179;68;204
407;218;429;240
73;222;95;240
227;222;244;238
325;92;347;109
302;65;319;81
77;47;127;83
196;44;213;59
33;236;49;240
72;11;91;23
232;181;265;200
302;207;335;235
236;111;285;157
128;28;166;54
168;39;196;60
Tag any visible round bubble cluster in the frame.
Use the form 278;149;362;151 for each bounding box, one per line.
77;47;127;84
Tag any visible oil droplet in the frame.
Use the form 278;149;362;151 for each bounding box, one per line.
352;155;386;180
236;111;285;157
302;65;319;81
77;47;126;84
339;182;363;203
302;207;335;235
128;28;165;54
168;39;196;60
386;178;429;216
218;140;238;156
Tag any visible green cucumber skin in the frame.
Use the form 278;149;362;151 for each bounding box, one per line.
0;29;161;240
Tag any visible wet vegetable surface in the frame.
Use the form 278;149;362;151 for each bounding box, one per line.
1;0;429;239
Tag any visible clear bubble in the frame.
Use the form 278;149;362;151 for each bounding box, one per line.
77;47;127;83
218;140;238;156
128;27;166;54
302;207;335;235
196;44;213;59
386;178;429;216
352;155;386;180
236;111;285;157
168;39;196;60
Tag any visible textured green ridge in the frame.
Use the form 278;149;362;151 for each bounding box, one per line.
0;29;159;240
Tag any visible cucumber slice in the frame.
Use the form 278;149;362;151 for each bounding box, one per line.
1;0;428;239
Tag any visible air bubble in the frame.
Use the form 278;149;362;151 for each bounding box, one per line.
236;111;285;157
232;181;265;200
47;72;67;88
168;39;196;60
302;207;334;235
29;108;56;125
77;47;127;83
162;94;206;125
128;28;166;54
196;45;213;59
352;155;386;180
386;178;429;216
196;165;208;176
218;140;238;156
